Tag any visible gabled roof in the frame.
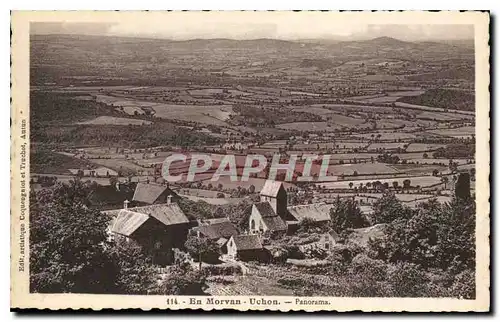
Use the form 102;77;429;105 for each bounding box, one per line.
111;209;149;237
132;183;169;204
132;203;189;226
199;217;230;225
253;202;277;218
261;215;287;231
108;203;189;237
231;234;263;250
216;237;228;247
260;180;284;198
287;203;331;222
253;201;287;231
327;229;341;242
88;184;135;208
194;221;239;240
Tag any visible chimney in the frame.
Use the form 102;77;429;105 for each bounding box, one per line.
123;199;129;209
166;195;172;205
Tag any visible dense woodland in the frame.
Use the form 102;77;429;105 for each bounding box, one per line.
30;92;221;149
398;89;475;112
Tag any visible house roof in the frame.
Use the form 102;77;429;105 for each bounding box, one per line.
199;217;230;225
254;202;277;218
88;184;135;208
327;229;341;242
132;203;189;226
111;209;150;237
260;180;283;198
108;202;189;237
194;221;239;239
261;215;287;231
232;234;263;250
253;201;287;231
287;203;331;222
348;224;388;248
132;183;169;204
216;237;228;247
94;167;118;176
359;205;374;215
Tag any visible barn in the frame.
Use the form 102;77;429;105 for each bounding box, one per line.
105;198;189;265
226;234;268;262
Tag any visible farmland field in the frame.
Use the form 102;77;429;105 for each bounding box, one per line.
327;163;398;175
427;126;475;138
277;122;340;131
310;103;394;114
351;132;417;140
367;142;408;151
77;116;152;126
405;143;447;152
152;104;233;124
417;111;469;121
317;175;442;189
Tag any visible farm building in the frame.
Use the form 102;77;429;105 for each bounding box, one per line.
132;182;179;206
248;180;333;235
88;182;136;211
260;180;288;219
299;230;342;253
104;199;190;265
191;220;239;241
68;166;118;178
346;224;388;248
198;217;231;225
226;234;268;262
287;203;331;224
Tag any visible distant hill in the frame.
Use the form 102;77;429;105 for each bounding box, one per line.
30;34;474;86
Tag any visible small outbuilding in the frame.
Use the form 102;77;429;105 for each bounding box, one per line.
226;234;268;262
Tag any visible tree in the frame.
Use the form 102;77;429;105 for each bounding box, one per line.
330;197;367;231
156;262;207;295
110;240;158;294
348;182;354;190
402;179;411;190
441;176;449;189
423;153;428;159
248;184;256;194
30;181;118;293
372;191;413;224
435;197;475;272
184;235;221;269
109;176;118;187
392;181;399;191
455;173;471;201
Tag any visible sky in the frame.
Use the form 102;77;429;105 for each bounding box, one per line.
30;12;475;41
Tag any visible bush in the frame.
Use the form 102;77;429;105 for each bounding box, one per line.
387;262;430;297
155;266;208;295
200;264;243;276
283;244;305;260
449;269;476;299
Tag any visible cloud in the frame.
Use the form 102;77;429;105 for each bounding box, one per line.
30;12;474;41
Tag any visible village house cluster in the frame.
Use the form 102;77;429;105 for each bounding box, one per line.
102;180;340;264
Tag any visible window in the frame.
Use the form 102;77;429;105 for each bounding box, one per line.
251;219;256;231
325;242;330;250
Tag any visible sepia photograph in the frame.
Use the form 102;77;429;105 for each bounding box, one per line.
10;11;490;311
